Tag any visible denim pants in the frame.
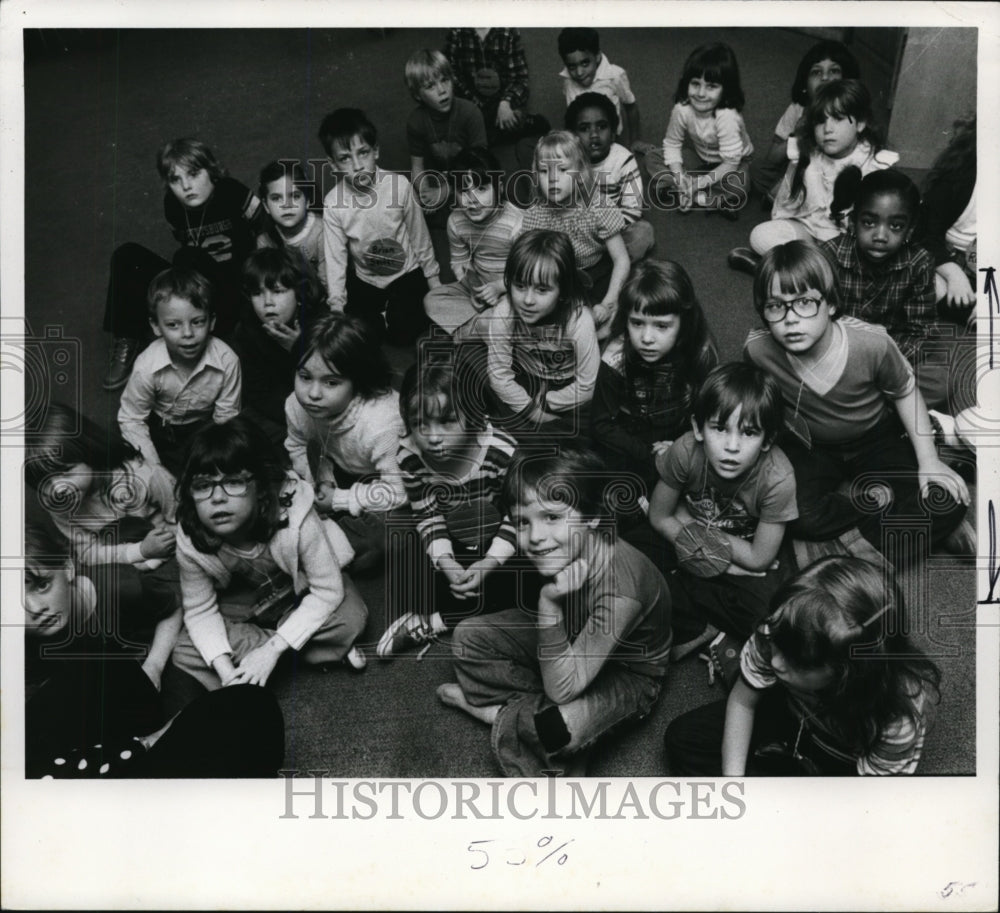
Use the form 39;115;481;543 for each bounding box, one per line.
452;608;664;776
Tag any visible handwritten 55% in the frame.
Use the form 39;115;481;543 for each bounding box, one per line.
467;835;574;870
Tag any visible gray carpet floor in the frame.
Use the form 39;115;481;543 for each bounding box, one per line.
22;25;976;776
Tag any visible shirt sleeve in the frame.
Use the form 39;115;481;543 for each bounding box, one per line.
400;178;440;282
774;103;802;140
178;546;232;666
615;152;644;224
444;30;475;101
662;104;687;167
535;582;646;703
329;415;407;516
654;432;696;490
118;367;162;467
856;704;927;775
322;194;349;309
283;395;314;484
274;510;346;651
486;306;533;413
754;450;799;524
211;349;242;424
499;30;530;108
714;109;749;164
399;447;455;560
545;308;599;412
447;212;473;280
875;334;917;399
614;67;636;104
739;632;778;690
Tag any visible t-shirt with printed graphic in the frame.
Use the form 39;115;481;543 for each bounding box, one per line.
655;430;798;540
164;176;261;269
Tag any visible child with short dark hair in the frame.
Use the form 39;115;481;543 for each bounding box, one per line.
101;138;261;389
405;49;488;213
378;356;519;658
438;445;672;776
820;169;966;412
743;240;971;560
318;107;440;345
232;247;323;445
646;42;753;216
649;363;796;660
118;266;241;477
557;28;640;147
566;92;654;262
172;416;367;689
751;40;861;201
256;160;326;293
666;557;942;776
423;147;524;335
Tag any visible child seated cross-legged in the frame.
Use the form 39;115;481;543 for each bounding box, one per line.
743;240;972;563
423;147;524;337
521;130;630;340
284;313;408;571
665;556;941;776
438;445;672;777
566;92;654;262
649;363;797;662
377;357;519;658
483;229;600;441
319;107;439;346
171;416;368;691
118;266;241;479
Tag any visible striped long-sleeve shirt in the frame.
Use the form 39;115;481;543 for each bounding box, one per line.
397;425;518;563
591;143;644;225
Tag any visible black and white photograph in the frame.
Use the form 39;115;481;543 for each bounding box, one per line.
2;1;998;908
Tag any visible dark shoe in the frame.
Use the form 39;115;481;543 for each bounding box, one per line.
727;247;760;276
102;337;140;391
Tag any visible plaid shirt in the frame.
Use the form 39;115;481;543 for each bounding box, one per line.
820;230;937;361
444;28;529;109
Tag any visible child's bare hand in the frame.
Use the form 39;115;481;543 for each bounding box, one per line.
450;560;495;599
262;320;301;352
313;482;337;514
918;458;971;506
230;642;282;687
473;282;502;308
651;440;674;456
140;524;175;559
496;100;518;130
543;557;590;600
724;564;766;578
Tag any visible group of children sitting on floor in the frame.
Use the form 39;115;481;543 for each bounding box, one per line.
24;29;977;779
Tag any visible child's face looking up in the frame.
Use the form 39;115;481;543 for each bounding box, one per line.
510;265;561;325
627;311;681;364
536;152;577;205
167;164;214;209
514;488;592;578
687;75;723;115
854;192;913;265
813;110;865;159
24;562;75;638
694;404;770;481
294;351;355;420
563;49;600;88
329;134;379;190
806;57;844;101
456;180;499;223
191;472;258;545
411;395;477;465
418;74;454;114
572;105;613;164
151;295;214;368
263;176;308;233
251;283;297;327
764;278;836;359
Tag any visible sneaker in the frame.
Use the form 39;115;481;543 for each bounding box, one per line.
707;631;743;689
376;612;438;659
343;645;367;671
670;623;719;662
103;337;140;391
727;247;760;275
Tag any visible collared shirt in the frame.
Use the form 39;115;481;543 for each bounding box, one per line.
559;54;636;133
445;28;530;109
820;230;937;361
118;336;241;466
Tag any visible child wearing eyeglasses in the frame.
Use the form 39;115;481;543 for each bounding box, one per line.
171;416;367;692
743;241;971;562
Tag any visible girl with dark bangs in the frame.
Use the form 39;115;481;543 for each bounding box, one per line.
666;556;942;775
171;416;368;691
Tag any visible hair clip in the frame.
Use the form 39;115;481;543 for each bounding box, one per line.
861;603;890;628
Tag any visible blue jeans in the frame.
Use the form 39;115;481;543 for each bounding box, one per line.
452;608;664;776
